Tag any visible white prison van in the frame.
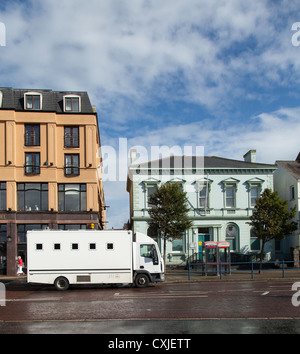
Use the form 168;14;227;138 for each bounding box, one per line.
27;229;164;290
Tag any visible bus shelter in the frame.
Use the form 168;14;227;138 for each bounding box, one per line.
203;241;218;275
217;241;231;275
203;241;231;276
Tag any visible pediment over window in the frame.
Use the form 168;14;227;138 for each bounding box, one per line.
221;177;240;185
142;178;160;186
246;177;264;185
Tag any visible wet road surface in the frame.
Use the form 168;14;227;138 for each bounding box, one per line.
1;278;300;333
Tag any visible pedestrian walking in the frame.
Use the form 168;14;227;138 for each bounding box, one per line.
16;256;24;276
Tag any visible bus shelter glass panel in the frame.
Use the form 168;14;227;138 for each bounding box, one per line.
203;241;218;275
218;241;231;274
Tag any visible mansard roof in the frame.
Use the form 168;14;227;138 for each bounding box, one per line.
0;87;94;114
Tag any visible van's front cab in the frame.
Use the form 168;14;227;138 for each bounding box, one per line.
133;232;164;287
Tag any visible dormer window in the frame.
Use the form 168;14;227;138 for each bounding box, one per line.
24;92;42;110
63;95;81;112
0;91;3;108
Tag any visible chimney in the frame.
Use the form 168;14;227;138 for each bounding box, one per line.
130;149;137;164
243;150;256;163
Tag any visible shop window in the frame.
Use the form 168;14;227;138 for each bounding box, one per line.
17;183;48;211
58;184;86;211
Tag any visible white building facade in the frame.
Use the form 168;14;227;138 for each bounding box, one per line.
127;151;277;265
274;154;300;260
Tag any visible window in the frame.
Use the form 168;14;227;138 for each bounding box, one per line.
199;186;209;208
72;243;79;250
58;184;86;211
54;243;61;250
64;126;79;148
0;182;6;211
250;227;260;251
64;95;80;112
146;185;157;208
250;187;259;207
106;243;114;250
25;125;40;146
89;243;96;250
24;93;42;110
225;223;238;252
58;224;87;230
17;183;48;211
290;186;295;200
17;224;48;243
140;244;153;258
225;186;235;208
0;224;7;243
36;244;43;250
172;238;183;252
25;152;40;175
65;154;79;176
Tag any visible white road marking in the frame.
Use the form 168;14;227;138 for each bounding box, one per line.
6;297;62;302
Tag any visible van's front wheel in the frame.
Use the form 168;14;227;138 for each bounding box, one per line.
135;274;149;288
54;276;69;291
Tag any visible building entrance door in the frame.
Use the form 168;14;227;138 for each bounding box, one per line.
198;234;210;260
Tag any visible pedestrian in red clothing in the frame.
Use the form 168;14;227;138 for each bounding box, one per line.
16;256;24;276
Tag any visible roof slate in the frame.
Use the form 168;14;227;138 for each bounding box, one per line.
276;160;300;179
0;87;94;114
131;155;276;170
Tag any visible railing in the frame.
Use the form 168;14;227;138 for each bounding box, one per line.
187;260;300;280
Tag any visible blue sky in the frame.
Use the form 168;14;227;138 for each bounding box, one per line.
1;0;300;227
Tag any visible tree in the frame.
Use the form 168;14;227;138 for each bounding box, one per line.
248;188;297;267
148;183;193;270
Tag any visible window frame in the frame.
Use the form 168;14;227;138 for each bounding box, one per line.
17;183;48;211
250;186;259;208
225;223;239;252
225;186;236;208
24;92;42;110
63;95;81;113
64;154;80;176
0;182;6;211
58;183;87;212
25;152;40;175
25;124;40;146
64;126;79;148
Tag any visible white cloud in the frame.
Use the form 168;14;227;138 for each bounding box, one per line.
1;0;300;228
0;0;298;114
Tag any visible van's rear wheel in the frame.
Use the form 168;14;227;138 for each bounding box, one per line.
54;276;69;291
135;274;149;288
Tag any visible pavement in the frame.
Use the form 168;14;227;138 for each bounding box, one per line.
1;267;300;284
164;267;300;282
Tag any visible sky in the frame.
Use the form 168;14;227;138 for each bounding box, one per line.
1;0;300;228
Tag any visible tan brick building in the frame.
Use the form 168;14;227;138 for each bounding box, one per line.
0;88;106;275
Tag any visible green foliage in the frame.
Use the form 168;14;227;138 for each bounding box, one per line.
249;188;298;262
148;183;192;239
249;188;297;242
147;183;192;267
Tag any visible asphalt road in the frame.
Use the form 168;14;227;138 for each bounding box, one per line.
0;278;300;334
